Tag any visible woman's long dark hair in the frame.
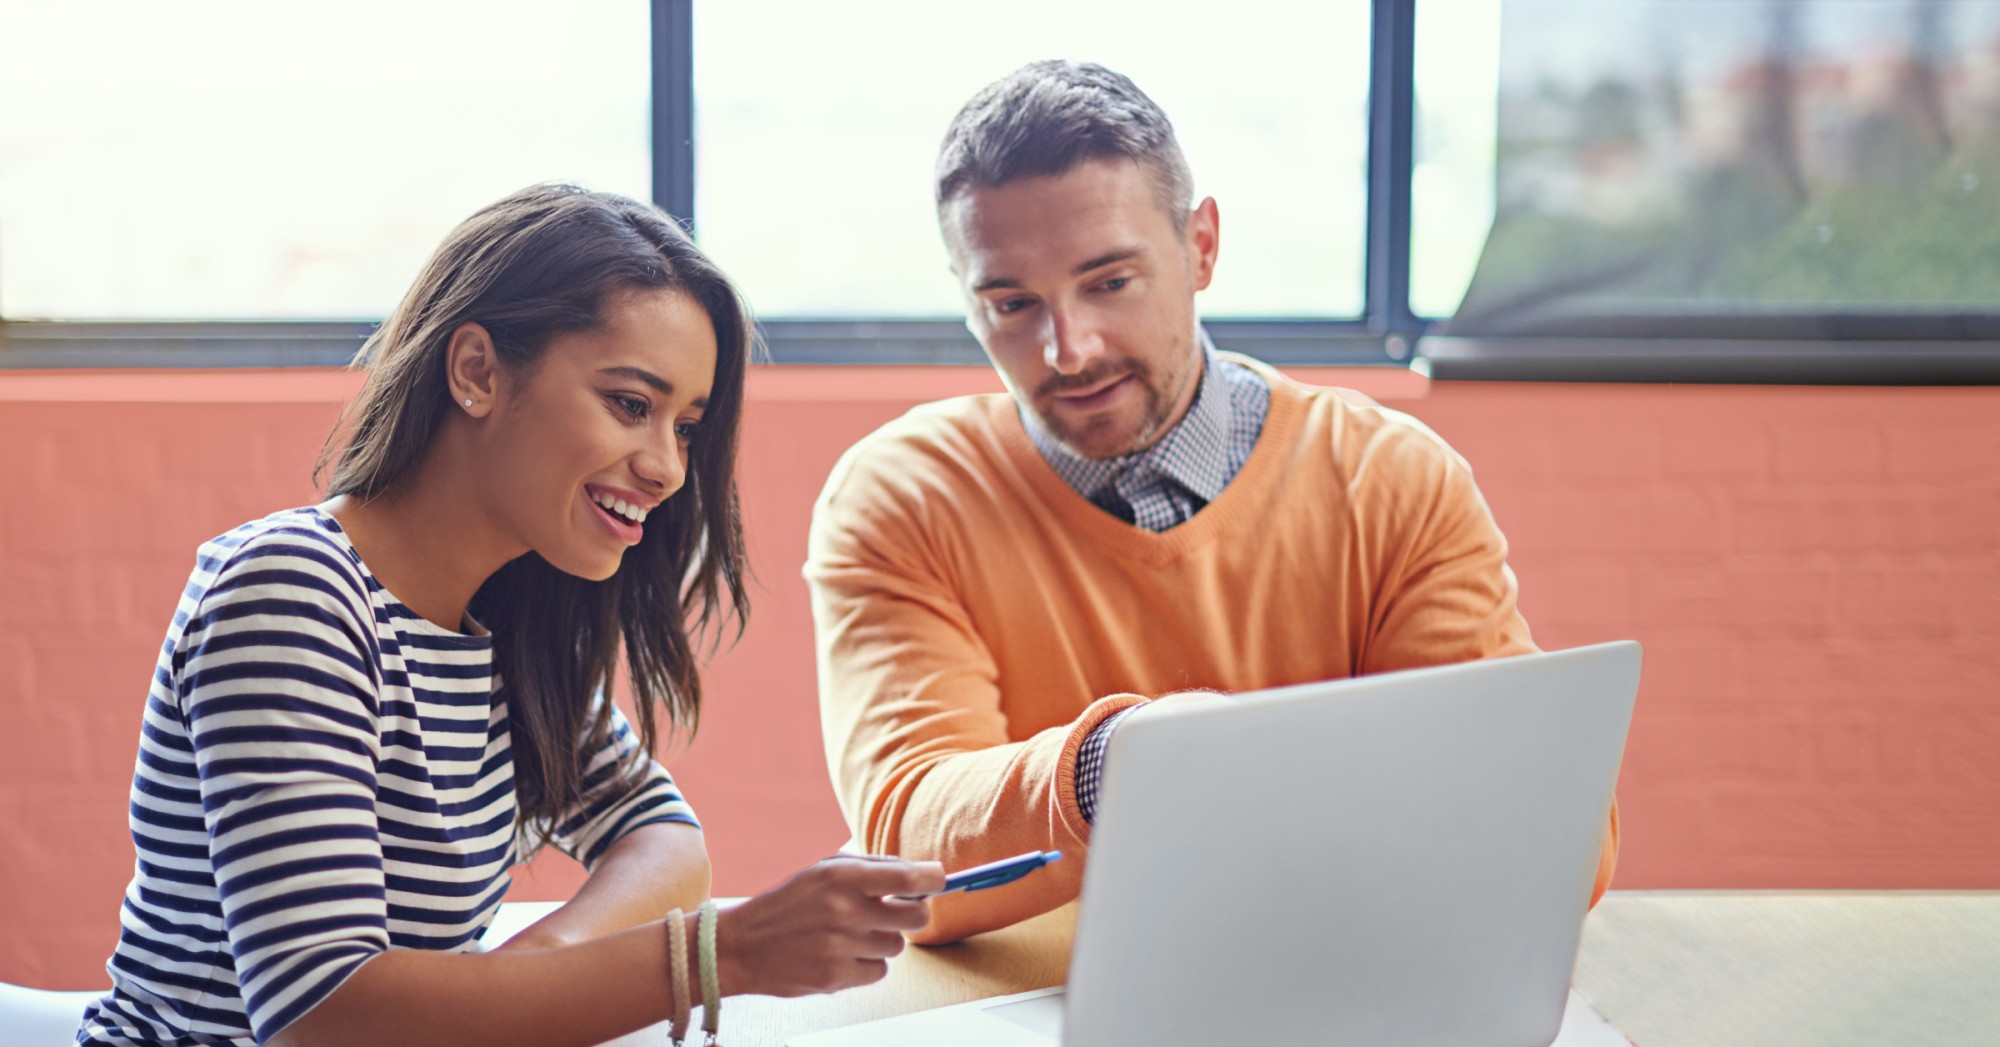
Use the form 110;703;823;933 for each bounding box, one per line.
315;183;751;843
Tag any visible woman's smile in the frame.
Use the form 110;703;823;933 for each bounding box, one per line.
585;483;651;546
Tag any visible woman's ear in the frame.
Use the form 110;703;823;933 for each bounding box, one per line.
445;323;500;418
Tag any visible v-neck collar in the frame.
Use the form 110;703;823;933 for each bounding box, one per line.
992;354;1305;566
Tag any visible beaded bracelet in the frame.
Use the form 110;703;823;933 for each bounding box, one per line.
698;898;721;1044
666;908;691;1045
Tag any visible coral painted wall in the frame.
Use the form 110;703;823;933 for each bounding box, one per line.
2;365;1995;987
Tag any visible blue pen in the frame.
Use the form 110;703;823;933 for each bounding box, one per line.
930;850;1063;897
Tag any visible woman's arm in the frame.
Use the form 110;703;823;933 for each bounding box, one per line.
275;918;682;1047
505;696;709;954
271;856;946;1047
495;821;711;952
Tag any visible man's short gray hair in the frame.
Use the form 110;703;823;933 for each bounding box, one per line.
934;60;1195;232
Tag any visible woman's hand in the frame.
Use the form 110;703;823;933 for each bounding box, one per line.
716;856;946;998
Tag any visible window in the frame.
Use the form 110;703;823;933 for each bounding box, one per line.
0;0;649;320
6;0;1994;380
691;1;1374;321
1429;0;2000;337
1411;0;1502;319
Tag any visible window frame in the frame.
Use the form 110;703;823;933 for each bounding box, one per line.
652;0;1422;368
3;0;1995;383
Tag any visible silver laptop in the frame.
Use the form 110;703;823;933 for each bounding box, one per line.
793;642;1641;1047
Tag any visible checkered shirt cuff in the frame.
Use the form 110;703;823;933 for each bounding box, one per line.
1075;706;1142;825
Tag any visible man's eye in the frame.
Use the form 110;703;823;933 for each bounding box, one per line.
1100;277;1130;292
995;297;1032;316
611;394;651;420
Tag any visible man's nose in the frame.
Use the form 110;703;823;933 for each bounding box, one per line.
1042;306;1107;375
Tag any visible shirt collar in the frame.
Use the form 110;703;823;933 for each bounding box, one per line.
1022;329;1236;504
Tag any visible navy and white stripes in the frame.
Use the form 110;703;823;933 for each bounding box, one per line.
79;508;697;1046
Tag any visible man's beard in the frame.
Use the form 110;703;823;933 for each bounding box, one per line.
1030;357;1179;460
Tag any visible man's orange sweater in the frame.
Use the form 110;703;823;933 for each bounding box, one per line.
806;357;1618;943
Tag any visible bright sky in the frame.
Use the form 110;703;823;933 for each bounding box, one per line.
0;0;650;319
0;0;1506;321
5;1;1993;322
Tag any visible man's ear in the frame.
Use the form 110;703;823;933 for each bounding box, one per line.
444;323;500;418
1187;197;1220;292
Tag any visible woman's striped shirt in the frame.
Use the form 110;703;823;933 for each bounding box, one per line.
79;508;698;1046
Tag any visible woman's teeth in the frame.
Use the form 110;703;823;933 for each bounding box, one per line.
591;490;648;525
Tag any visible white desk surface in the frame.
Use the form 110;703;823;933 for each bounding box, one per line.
1572;890;2000;1047
492;890;2000;1047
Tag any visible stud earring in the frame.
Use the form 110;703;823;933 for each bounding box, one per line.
463;398;473;408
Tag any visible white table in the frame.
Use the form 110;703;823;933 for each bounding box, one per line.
1572;891;2000;1046
27;892;1987;1046
547;891;2000;1047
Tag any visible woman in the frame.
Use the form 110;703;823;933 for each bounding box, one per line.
78;184;944;1047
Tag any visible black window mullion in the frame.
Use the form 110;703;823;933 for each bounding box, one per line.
1365;0;1421;361
650;0;696;232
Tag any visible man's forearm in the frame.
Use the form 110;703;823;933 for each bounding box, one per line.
870;696;1145;944
499;821;710;951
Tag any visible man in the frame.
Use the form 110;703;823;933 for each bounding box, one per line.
805;60;1617;944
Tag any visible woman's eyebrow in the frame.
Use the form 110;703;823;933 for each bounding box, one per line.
599;365;671;394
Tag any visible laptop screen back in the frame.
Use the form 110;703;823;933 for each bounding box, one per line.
1062;643;1640;1047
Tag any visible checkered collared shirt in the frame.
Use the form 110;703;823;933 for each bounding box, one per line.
1021;333;1271;823
1023;335;1270;533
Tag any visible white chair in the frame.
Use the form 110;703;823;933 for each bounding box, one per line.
0;981;102;1045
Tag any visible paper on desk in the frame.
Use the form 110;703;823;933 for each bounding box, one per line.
1555;988;1635;1047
